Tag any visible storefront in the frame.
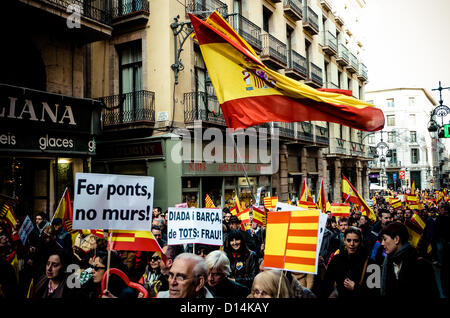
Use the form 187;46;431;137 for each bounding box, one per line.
0;84;102;219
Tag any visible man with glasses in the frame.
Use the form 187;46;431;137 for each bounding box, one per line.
157;253;213;298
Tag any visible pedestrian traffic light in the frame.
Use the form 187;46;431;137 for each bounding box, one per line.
444;124;450;138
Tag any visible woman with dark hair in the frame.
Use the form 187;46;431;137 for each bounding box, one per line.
33;249;75;299
320;227;375;298
224;229;259;289
77;250;137;299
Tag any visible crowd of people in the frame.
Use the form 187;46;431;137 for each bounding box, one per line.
0;192;449;299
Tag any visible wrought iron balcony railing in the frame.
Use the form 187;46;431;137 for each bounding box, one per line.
112;0;149;18
347;52;358;73
227;14;262;52
358;63;368;81
286;50;308;79
275;122;295;138
261;33;288;67
297;122;314;142
186;0;228;17
336;43;349;66
101;90;155;126
42;0;113;25
310;62;323;86
283;0;303;21
184;92;226;126
315;125;329;145
323;31;337;55
303;5;319;34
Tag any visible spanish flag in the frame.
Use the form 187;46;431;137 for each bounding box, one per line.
342;174;376;222
205;193;215;208
0;202;17;228
108;230;166;263
297;200;318;210
252;206;266;226
300;179;314;203
405;213;426;249
411;179;415;195
330;203;351;217
188;12;384;132
264;210;321;274
389;198;402;210
316;179;327;213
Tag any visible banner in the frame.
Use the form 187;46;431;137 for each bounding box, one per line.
167;208;223;246
275;201;308;212
73;173;154;231
19;215;34;244
255;187;263;208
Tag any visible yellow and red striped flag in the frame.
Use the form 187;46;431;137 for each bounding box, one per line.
53;188;79;242
263;197;278;210
188;12;384;132
108;230;166;263
297;200;318;210
300;179;314;203
264;210;321;274
205;193;215;208
252;206;266;226
0;202;17;228
389;198;402;210
330;203;351;217
405;212;426;248
342;174;376;221
411;179;415;195
316;179;326;213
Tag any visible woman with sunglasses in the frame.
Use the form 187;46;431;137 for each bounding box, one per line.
138;251;168;298
319;227;374;298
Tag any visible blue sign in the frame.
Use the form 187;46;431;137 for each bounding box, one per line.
393;173;397;181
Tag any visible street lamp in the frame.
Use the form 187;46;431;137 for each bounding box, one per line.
428;81;450;137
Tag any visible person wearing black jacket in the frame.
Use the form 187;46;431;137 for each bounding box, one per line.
380;222;439;297
205;250;250;298
320;227;375;298
224;229;260;289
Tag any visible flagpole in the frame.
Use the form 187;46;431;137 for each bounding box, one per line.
106;231;112;292
277;270;285;298
232;133;256;203
50;187;68;223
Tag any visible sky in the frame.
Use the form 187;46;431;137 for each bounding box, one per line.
361;0;450;103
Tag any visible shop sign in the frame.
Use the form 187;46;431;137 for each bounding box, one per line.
96;141;163;159
182;162;273;176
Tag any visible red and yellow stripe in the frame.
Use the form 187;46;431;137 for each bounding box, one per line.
188;12;384;132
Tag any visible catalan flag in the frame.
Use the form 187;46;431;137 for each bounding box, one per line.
188;12;384;132
0;202;17;228
316;179;326;213
264;210;321;274
330;203;351;217
300;179;314;203
252;206;266;226
108;230;166;263
264;197;278;210
342;174;376;222
205;193;215;208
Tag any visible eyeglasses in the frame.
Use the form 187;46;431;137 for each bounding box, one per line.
252;288;269;297
168;272;194;283
91;265;106;271
151;256;161;262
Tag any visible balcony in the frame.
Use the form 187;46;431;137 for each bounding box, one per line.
18;0;113;40
302;5;319;35
346;52;358;73
184;92;227;126
275;122;296;139
305;62;323;88
350;141;365;157
285;50;308;80
336;44;349;66
334;14;344;27
260;33;287;70
186;0;228;18
320;0;332;12
101;90;155;128
333;138;347;155
322;31;337;56
297;122;314;143
284;0;303;21
112;0;149;27
227;14;262;53
357;63;368;82
315;125;329;146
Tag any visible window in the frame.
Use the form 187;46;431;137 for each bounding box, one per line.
410;131;417;142
368;135;375;144
408;97;415;107
411;148;419;164
233;0;241;14
409;114;416;125
387;115;395;126
386;98;395;107
263;6;271;33
390;149;397;165
388;131;396;143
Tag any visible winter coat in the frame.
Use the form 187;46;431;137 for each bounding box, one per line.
380;242;439;297
207;277;250;298
33;275;75;299
227;250;260;289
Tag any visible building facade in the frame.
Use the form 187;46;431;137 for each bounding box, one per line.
365;87;448;191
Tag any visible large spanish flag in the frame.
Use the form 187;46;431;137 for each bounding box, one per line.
252;206;266;226
264;210;321;274
188;12;385;132
330;203;351;217
342;174;376;222
300;179;314;203
317;179;326;213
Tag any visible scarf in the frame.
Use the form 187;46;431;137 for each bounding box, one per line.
380;242;411;296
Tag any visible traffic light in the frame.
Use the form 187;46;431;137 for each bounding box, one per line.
444;124;450;138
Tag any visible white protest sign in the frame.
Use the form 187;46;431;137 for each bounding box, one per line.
275;201;308;212
255;187;263;208
167;208;223;246
73;173;154;231
19;215;34;244
314;212;329;274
